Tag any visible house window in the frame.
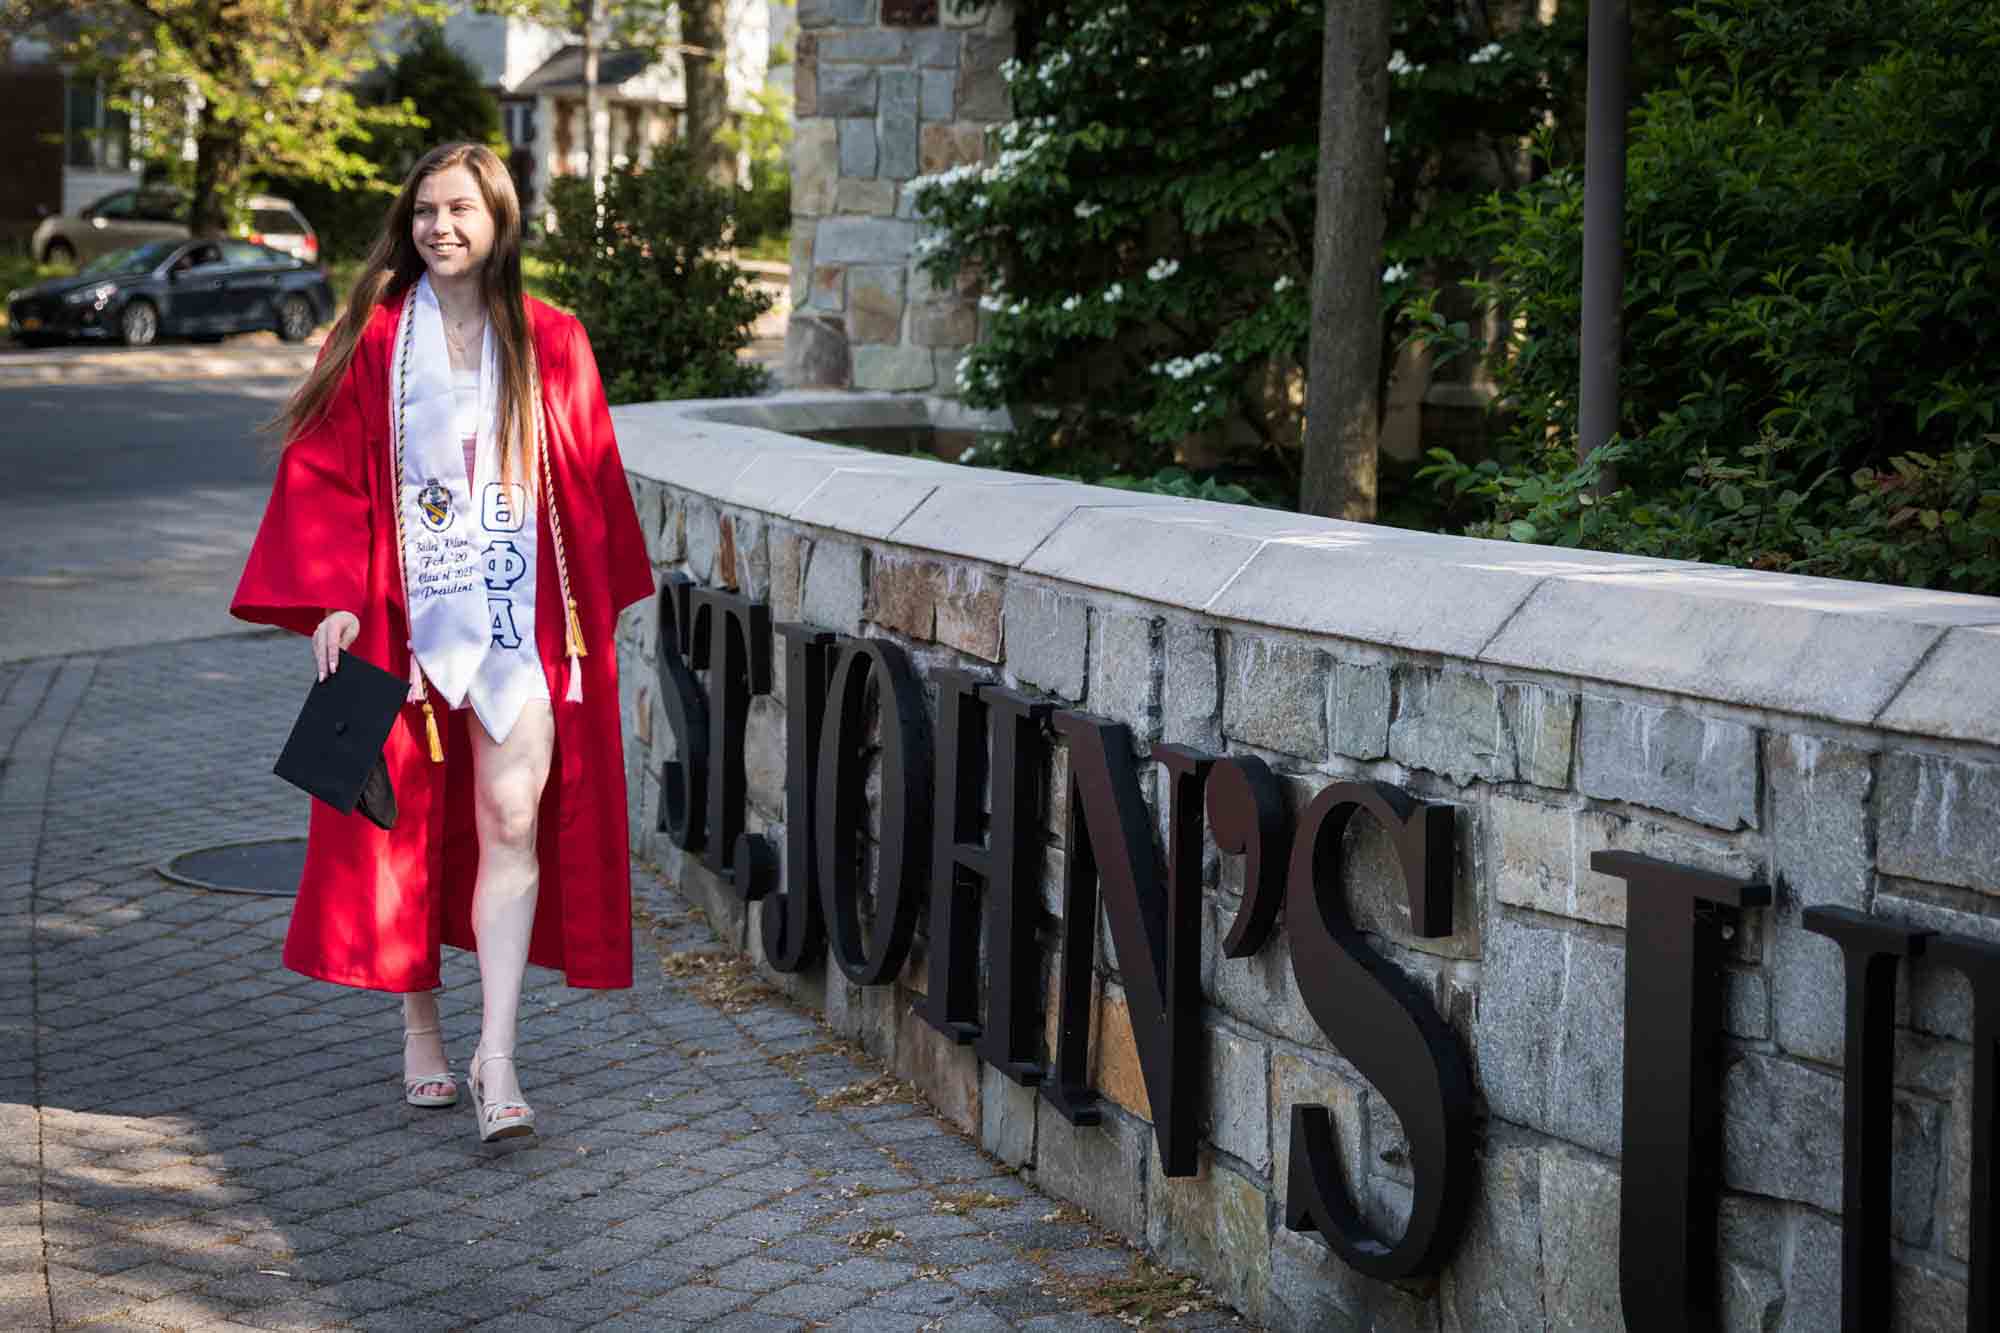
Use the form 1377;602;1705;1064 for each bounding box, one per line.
503;101;537;148
64;76;130;171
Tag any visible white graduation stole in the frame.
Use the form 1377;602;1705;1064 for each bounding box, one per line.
394;276;540;725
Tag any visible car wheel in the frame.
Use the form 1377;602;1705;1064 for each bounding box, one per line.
275;294;315;343
41;239;75;268
120;300;160;347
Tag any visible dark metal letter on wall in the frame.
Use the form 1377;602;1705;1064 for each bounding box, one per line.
1927;934;2000;1333
761;624;835;972
654;574;708;851
1803;906;1932;1333
1207;754;1290;959
688;587;771;887
1043;712;1212;1176
1282;781;1470;1280
919;670;1051;1085
1592;851;1770;1332
814;637;932;987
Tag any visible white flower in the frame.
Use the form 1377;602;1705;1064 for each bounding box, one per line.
1383;263;1409;284
1260;149;1277;162
1468;41;1503;65
1102;283;1124;303
1075;201;1103;220
971;192;989;209
1272;275;1294;293
978;294;1008;313
1388;50;1413;76
1384;125;1393;144
1146;258;1180;282
1213;83;1236;100
1007;301;1026;316
1149;350;1224;381
1061;295;1082;312
1239;69;1270;91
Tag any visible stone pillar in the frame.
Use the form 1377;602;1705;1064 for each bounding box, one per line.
787;0;1013;393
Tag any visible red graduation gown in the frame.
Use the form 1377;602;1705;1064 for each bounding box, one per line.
232;291;655;992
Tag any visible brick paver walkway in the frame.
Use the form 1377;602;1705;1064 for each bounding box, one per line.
0;635;1243;1331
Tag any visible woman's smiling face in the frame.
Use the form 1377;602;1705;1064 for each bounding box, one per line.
411;164;495;283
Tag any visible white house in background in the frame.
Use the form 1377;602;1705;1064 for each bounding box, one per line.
433;0;775;221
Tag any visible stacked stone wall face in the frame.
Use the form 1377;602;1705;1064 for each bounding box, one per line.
609;396;2000;1331
786;0;1012;393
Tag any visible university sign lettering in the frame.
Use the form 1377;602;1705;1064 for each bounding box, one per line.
653;576;1999;1333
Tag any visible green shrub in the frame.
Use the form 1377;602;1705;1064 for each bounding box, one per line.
542;146;773;404
721;84;792;253
915;0;1575;500
1409;0;2000;592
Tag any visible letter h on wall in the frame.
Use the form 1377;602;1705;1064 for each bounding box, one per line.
918;669;1051;1086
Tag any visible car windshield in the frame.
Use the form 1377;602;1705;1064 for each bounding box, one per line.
78;243;178;277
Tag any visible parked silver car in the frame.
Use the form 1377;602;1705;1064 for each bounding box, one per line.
31;189;320;267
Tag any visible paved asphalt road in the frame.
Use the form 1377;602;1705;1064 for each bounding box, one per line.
0;370;297;663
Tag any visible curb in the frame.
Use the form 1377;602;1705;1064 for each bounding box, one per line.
0;350;317;385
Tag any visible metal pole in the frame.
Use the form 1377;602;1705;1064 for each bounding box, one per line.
1579;0;1629;476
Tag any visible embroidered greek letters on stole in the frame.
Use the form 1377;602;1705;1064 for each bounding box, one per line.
394;276;542;741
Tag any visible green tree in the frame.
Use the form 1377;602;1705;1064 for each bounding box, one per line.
913;0;1572;506
37;0;442;236
263;22;506;259
1409;0;2000;592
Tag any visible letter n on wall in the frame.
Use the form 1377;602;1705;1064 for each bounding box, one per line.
1043;712;1210;1176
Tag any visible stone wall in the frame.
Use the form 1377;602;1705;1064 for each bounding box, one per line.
785;0;1011;393
608;393;2000;1331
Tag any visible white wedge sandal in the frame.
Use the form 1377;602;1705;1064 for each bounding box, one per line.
469;1050;536;1142
402;1024;458;1108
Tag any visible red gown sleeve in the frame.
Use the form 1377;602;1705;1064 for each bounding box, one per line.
231;351;375;636
559;315;656;613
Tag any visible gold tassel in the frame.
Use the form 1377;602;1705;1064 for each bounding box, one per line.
566;597;588;659
422;700;444;764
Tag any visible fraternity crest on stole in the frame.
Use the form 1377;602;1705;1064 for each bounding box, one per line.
417;477;453;532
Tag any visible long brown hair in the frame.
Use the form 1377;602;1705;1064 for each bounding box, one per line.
276;143;537;482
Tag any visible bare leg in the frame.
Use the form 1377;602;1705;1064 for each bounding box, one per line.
467;700;555;1117
401;990;452;1099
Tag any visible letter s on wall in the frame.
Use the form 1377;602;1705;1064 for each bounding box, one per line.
1281;781;1474;1280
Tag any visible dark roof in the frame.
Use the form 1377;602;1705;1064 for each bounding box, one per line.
515;44;661;95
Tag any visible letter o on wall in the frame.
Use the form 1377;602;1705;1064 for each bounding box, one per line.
814;637;933;986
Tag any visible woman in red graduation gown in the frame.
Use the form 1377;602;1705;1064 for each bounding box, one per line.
232;143;654;1142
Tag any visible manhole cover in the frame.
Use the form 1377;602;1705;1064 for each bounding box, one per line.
159;837;306;896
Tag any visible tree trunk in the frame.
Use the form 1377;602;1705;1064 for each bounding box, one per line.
189;118;242;238
582;0;601;188
680;0;733;187
1300;0;1391;521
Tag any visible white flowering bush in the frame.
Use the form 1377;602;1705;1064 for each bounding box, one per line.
918;0;1576;499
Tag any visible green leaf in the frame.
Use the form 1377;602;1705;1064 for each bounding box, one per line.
1507;520;1539;543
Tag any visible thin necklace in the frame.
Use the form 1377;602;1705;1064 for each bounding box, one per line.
443;305;484;361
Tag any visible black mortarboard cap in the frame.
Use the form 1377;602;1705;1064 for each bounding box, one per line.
273;650;405;831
